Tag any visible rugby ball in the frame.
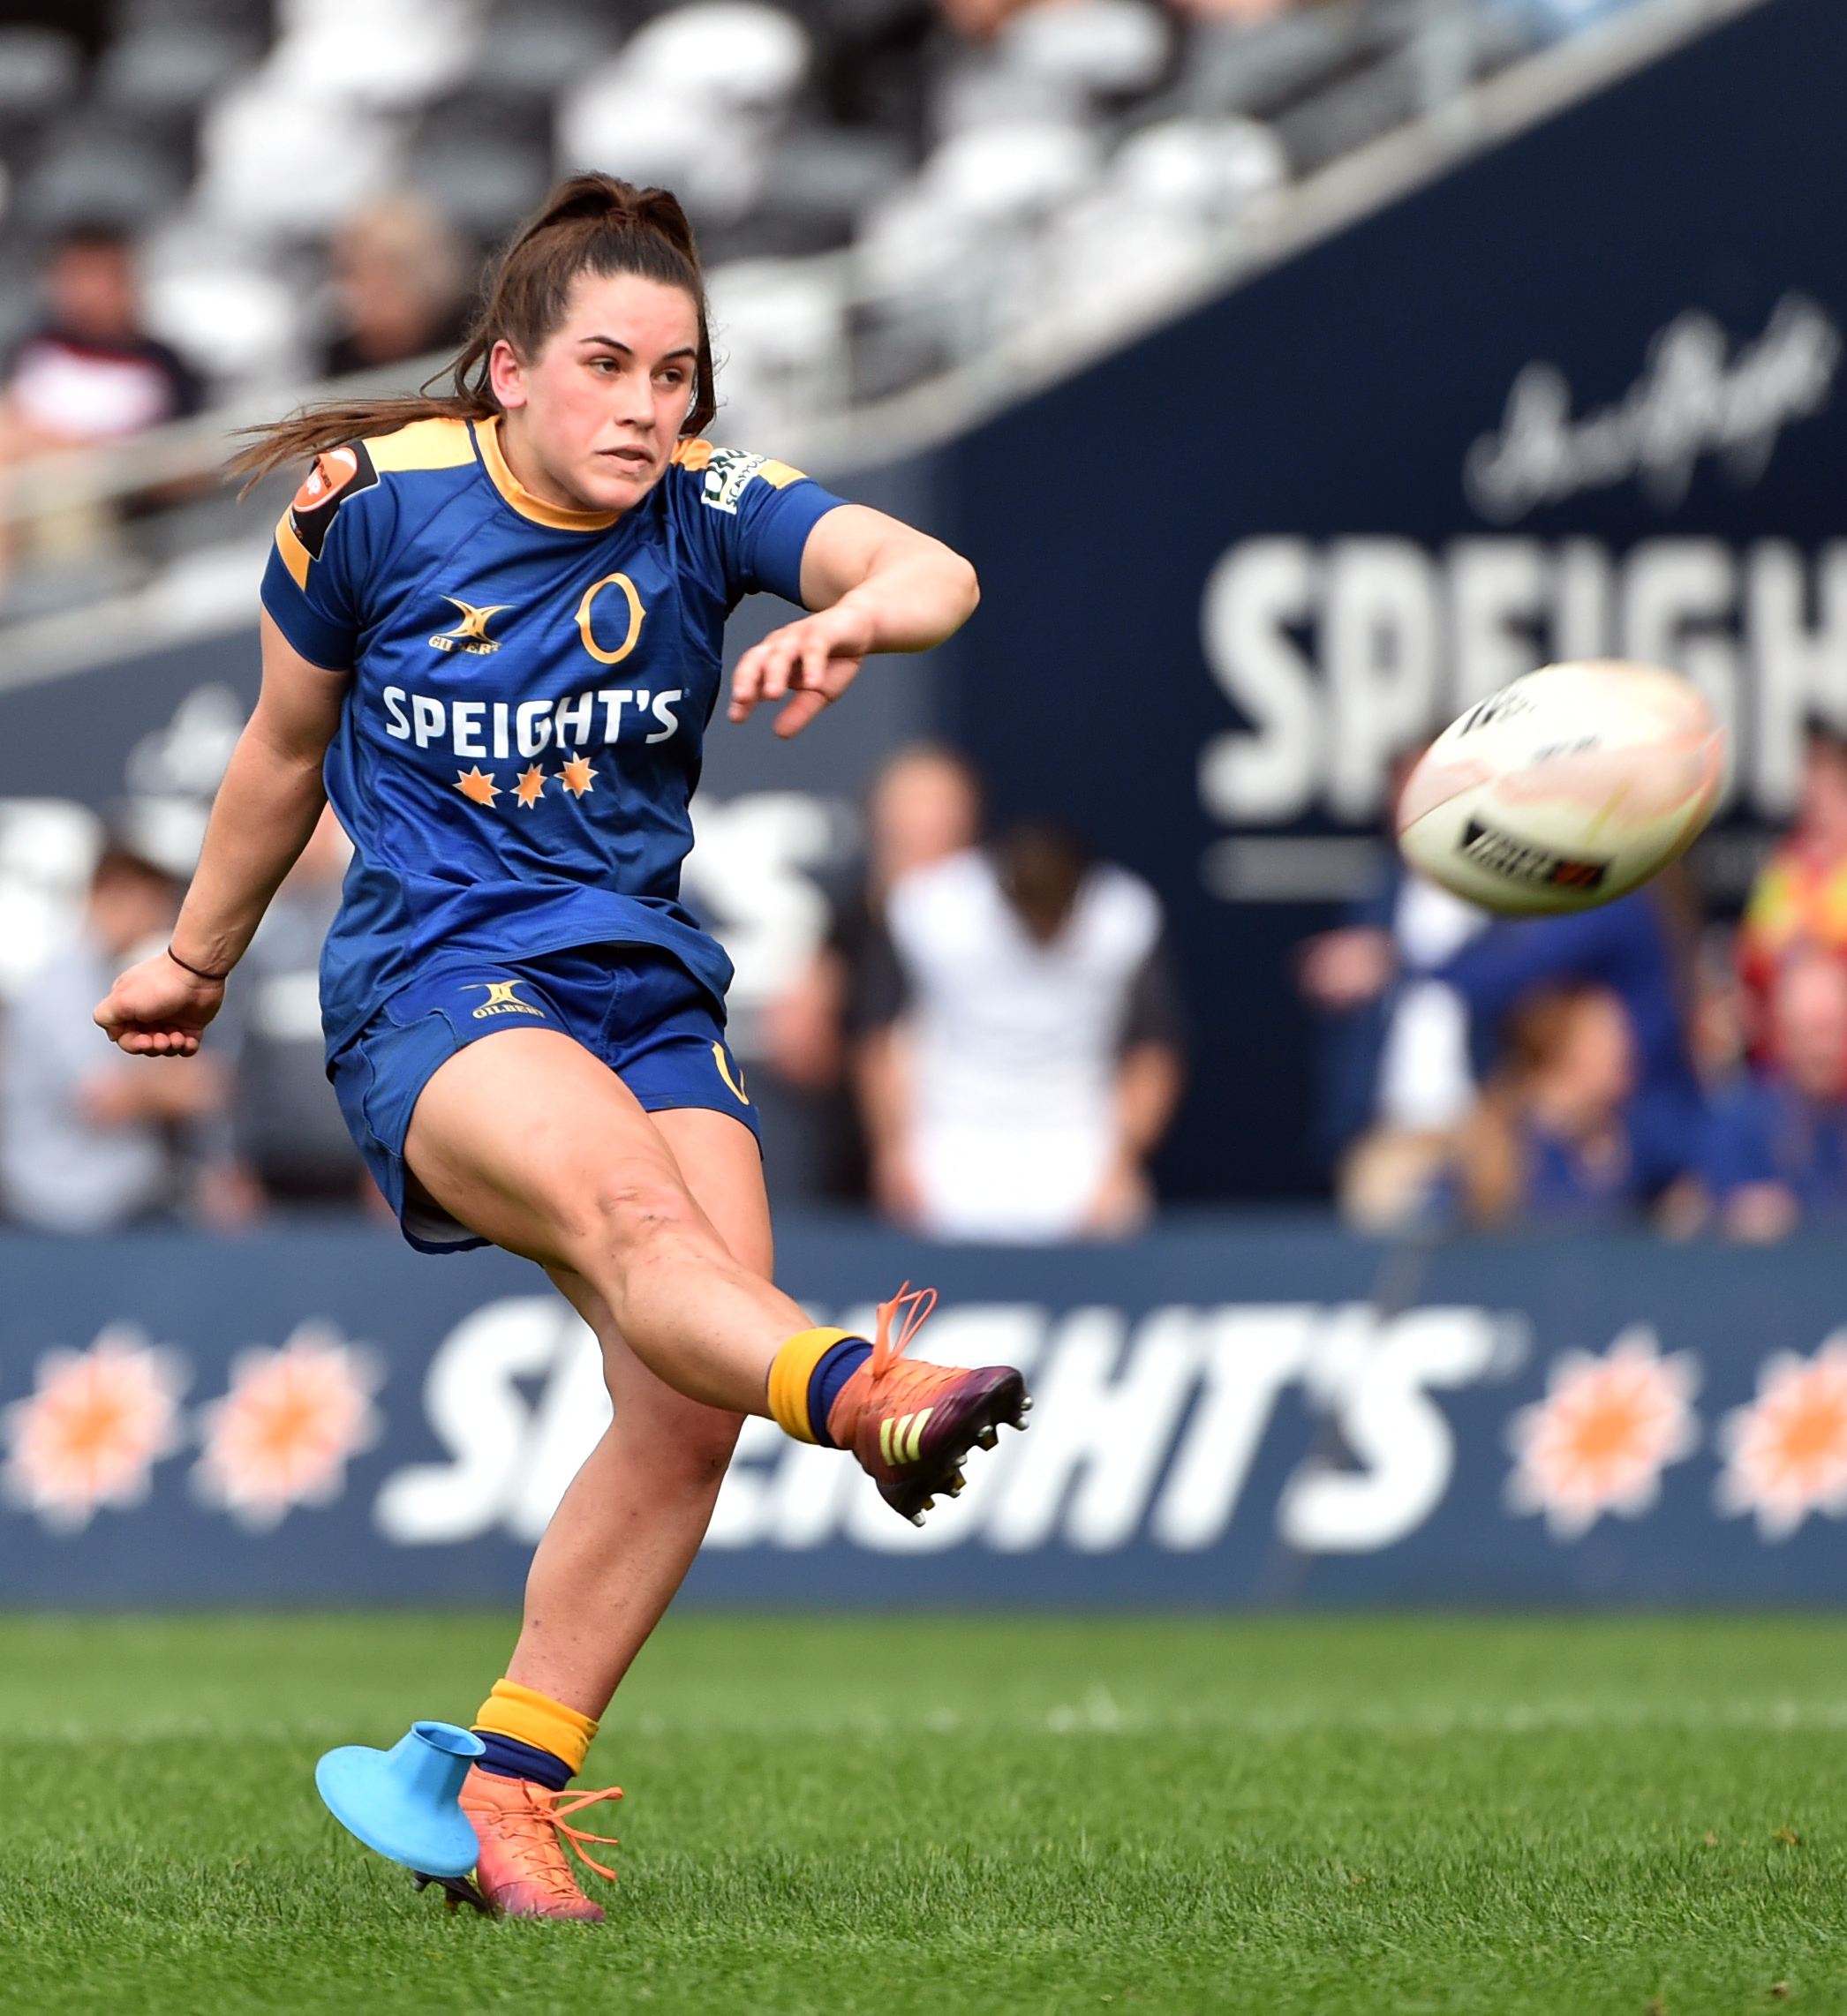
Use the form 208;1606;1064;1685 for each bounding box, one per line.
1396;660;1725;916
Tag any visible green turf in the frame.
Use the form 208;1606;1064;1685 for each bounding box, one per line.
3;1612;1846;2015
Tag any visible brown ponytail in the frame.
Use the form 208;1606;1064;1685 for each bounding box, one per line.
230;174;717;485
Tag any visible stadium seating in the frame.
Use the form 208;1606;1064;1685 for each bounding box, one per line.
0;0;1646;405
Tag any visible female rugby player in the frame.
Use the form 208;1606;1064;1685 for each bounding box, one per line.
94;176;1029;1922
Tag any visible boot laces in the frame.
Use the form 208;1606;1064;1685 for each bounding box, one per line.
499;1781;623;1886
871;1282;938;1384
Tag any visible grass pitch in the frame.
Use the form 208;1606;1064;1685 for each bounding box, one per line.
2;1614;1845;2015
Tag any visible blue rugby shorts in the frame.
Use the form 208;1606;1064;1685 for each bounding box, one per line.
329;943;759;1253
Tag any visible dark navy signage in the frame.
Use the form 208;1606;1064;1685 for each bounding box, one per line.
938;0;1847;1200
3;1222;1846;1606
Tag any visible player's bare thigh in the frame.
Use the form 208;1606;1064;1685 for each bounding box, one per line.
403;1026;734;1268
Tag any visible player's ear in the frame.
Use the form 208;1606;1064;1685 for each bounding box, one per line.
486;338;528;410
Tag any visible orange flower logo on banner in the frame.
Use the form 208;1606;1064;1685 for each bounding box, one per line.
1;1326;189;1531
1715;1337;1847;1540
1505;1325;1700;1540
192;1325;383;1531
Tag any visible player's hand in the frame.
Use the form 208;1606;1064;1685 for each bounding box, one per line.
870;1142;925;1227
1297;927;1396;1012
729;603;876;739
1079;1155;1153;1238
94;951;225;1057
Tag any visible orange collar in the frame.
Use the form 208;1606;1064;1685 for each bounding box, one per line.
472;416;622;531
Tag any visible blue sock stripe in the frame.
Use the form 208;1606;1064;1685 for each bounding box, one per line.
472;1730;572;1790
808;1338;872;1448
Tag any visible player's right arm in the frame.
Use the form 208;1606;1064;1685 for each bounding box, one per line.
94;610;349;1057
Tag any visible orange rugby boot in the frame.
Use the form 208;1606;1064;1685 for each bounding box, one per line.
457;1765;622;1922
827;1283;1031;1524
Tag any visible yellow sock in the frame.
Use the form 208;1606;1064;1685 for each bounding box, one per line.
472;1679;599;1775
765;1327;855;1442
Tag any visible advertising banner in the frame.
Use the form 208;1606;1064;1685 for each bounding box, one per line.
939;0;1847;1200
4;1222;1846;1606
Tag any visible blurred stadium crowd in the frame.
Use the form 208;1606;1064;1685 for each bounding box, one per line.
0;0;1635;409
0;0;1699;1243
0;0;1648;607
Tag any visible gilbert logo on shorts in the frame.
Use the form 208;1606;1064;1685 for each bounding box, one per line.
430;597;511;656
466;981;545;1020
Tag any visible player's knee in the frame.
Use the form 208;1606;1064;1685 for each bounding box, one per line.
579;1174;704;1259
616;1405;742;1500
677;1411;744;1489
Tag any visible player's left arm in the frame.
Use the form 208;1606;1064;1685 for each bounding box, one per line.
728;503;978;740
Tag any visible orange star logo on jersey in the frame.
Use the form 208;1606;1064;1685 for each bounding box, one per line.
456;766;501;807
560;752;597;798
514;765;547;809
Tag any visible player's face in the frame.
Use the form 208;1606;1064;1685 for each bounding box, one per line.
489;271;700;514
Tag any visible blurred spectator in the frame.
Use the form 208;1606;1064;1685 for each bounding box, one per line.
755;742;983;1202
936;0;1035;42
832;742;984;1040
1169;0;1302;19
1702;947;1847;1243
1440;881;1704;1200
1300;744;1489;1226
1301;869;1489;1227
1737;718;1847;1061
206;808;379;1222
862;819;1184;1241
1688;923;1750;1095
320;198;472;379
1445;981;1642;1231
0;843;221;1232
0;223;202;454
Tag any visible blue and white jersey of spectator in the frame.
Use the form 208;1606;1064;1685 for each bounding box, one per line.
1305;858;1488;1172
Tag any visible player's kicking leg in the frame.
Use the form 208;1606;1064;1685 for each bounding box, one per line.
403;1030;1030;1523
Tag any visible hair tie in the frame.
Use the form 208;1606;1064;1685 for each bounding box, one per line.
167;944;230;983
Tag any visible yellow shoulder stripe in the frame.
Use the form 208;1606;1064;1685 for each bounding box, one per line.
366;417;477;472
670;439;807;486
275;508;311;589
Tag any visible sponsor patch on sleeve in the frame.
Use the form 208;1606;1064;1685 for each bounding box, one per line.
289;440;379;560
698;446;804;515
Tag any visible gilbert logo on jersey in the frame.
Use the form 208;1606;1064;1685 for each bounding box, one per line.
430;597;510;656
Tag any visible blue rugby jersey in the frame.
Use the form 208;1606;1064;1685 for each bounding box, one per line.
258;415;846;1055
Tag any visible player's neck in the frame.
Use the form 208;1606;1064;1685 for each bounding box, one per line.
493;412;602;515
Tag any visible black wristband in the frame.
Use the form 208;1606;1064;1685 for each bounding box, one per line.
166;944;229;984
